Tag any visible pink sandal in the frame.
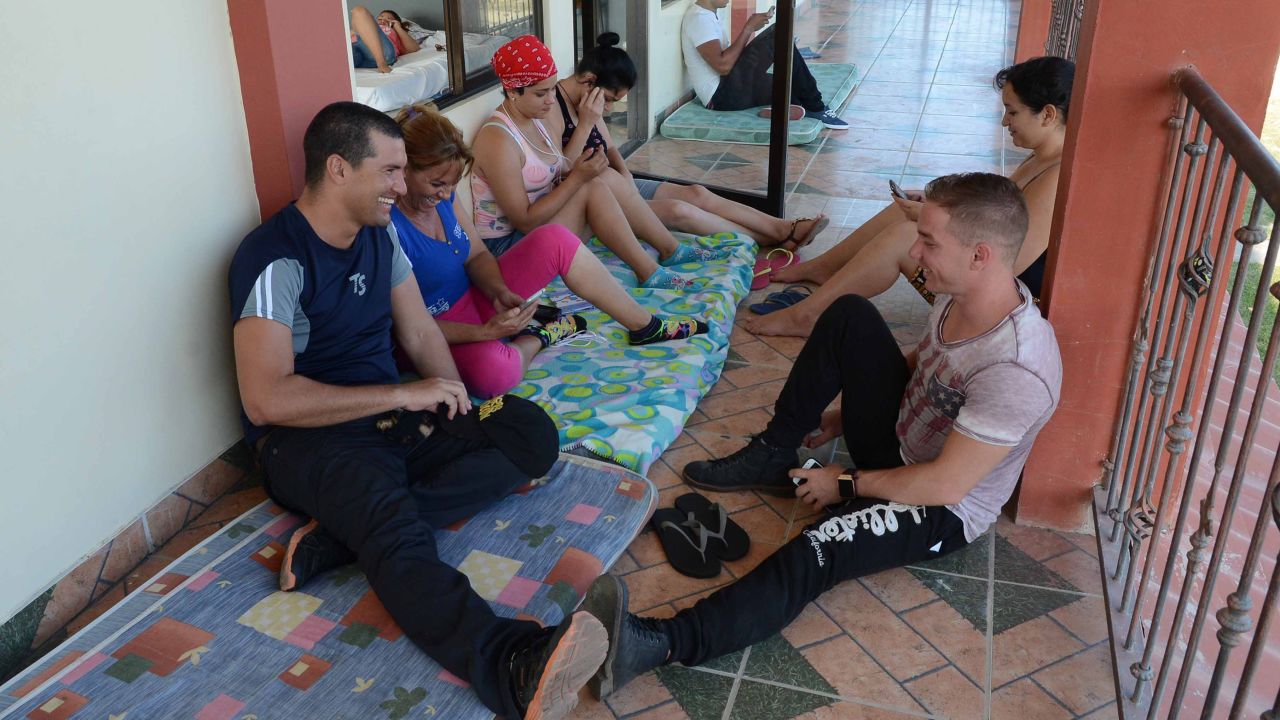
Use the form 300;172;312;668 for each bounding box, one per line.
752;248;796;290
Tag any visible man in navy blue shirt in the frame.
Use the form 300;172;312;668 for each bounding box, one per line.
228;102;606;720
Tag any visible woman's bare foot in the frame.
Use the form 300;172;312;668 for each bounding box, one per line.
773;257;836;284
744;302;817;338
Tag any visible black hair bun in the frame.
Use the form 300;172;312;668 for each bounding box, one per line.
596;32;620;49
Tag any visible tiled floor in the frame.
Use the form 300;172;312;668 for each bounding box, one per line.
578;0;1116;717
54;0;1120;717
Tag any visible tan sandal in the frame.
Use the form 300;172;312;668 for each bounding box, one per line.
782;214;829;250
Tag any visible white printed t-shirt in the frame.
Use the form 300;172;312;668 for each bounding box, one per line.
682;3;729;107
895;281;1063;541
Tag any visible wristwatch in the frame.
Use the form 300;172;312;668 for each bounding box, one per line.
837;471;858;500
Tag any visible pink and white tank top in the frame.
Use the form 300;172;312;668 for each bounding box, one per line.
470;110;565;239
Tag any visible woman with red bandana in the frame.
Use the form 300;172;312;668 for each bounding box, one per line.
471;36;730;290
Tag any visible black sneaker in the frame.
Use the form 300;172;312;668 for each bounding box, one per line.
681;435;798;496
279;520;356;592
510;611;608;719
581;575;670;699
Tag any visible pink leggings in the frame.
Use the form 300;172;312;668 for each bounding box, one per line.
438;224;580;397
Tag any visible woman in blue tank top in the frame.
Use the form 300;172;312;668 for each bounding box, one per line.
389;104;709;398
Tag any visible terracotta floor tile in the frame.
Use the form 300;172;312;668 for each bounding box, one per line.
123;555;177;594
696;379;787;419
1046;594;1109;646
758;333;809;360
903;665;985;720
603;668;673;716
721;360;795;389
1032;643;1117;715
658;441;712;475
990;678;1073;720
65;582;126;636
780;603;843;648
859;567;940;612
567;694;617;719
723;540;783;578
902;597;988;687
101;520;148;585
668;430;697;450
623;561;734;612
627;528;669;568
156;524;222;560
1041;548;1105;595
609;553;640;575
990;615;1085;687
145;494;195;548
687;431;757;460
686;409;710;426
683;408;773;440
189;487;268;527
1079;701;1121;719
790;703;925;719
660;484;763;515
816;580;946;680
727;339;795;367
669;586;720;612
647;459;684;490
996;516;1080;561
801;635;927;713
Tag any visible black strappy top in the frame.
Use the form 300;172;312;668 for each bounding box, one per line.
554;85;609;153
1011;159;1061;298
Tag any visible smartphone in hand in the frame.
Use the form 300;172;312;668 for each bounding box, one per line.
519;288;546;312
889;179;907;200
794;458;823;486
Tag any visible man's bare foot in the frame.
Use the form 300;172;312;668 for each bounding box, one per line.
744;304;816;338
773;258;835;284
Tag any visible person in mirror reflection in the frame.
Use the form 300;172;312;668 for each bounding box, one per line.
682;0;849;129
747;56;1075;338
350;5;419;73
578;173;1062;703
388;103;709;398
471;35;731;291
377;9;432;46
545;32;829;251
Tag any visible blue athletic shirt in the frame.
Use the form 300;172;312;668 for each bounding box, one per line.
228;203;413;443
389;196;472;317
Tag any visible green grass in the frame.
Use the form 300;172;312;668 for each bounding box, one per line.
1228;259;1280;383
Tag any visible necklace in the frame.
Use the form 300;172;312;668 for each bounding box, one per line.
501;99;563;163
400;201;460;255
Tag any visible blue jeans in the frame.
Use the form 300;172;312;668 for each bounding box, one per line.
352;31;397;69
482;229;527;257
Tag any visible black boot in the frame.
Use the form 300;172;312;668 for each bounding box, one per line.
509;611;608;719
279;520;356;592
681;435;798;496
580;575;671;699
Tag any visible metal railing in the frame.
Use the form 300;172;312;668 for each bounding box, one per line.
1098;66;1280;719
1044;0;1084;60
461;0;536;39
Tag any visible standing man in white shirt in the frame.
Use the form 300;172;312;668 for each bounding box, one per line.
681;0;849;128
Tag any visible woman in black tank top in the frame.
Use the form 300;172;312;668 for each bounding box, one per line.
547;33;832;251
744;56;1075;338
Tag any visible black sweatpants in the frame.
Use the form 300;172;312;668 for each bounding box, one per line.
260;418;537;718
662;296;970;665
709;25;825;113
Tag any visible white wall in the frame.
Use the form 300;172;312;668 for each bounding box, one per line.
648;0;700;122
0;0;259;621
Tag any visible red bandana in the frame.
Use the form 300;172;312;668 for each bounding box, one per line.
490;35;558;90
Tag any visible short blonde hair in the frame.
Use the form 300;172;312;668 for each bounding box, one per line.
394;102;474;175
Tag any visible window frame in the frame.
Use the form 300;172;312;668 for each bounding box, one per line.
435;0;544;109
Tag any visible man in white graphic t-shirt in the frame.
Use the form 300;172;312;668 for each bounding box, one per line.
681;0;849;128
576;173;1063;699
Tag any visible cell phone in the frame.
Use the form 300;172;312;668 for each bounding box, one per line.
766;5;776;16
889;179;907;200
794;458;822;486
518;288;545;312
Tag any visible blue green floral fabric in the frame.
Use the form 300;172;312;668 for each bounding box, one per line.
510;232;753;473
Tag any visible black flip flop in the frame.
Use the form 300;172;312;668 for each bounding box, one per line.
650;508;721;578
674;493;751;561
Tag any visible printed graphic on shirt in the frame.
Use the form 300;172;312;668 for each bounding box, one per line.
927;375;965;420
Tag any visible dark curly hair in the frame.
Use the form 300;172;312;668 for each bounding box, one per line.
994;56;1075;120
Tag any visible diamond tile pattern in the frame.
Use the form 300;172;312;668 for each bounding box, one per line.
46;0;1120;718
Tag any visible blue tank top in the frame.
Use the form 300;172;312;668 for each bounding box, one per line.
390;197;473;316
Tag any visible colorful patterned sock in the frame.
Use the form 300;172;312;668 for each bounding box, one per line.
627;316;709;345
